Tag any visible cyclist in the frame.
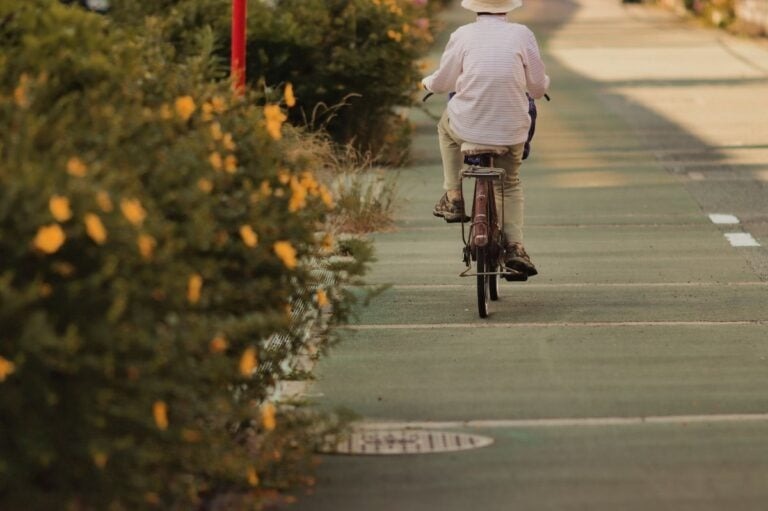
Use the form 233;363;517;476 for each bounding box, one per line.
422;0;550;277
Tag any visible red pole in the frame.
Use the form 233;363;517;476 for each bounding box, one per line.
231;0;246;94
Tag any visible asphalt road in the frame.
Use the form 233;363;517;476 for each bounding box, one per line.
289;1;768;509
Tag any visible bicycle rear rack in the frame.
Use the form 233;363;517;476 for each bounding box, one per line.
461;167;504;179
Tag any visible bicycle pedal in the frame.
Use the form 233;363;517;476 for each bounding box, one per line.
504;270;528;282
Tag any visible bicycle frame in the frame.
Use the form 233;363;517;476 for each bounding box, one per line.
458;161;511;279
419;92;549;317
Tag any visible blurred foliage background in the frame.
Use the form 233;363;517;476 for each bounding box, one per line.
106;0;443;164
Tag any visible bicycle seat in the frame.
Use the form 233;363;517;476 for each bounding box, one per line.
460;142;508;156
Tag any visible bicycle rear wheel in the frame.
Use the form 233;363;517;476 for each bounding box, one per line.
476;247;490;318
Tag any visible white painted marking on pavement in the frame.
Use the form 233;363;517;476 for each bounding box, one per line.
725;232;761;247
708;213;740;224
387;282;768;290
357;413;768;430
346;320;767;330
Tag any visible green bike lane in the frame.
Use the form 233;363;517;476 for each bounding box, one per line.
291;1;768;509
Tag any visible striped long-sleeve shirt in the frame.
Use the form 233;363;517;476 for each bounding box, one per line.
422;15;550;146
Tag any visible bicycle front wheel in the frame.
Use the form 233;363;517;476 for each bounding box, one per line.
476;247;490;318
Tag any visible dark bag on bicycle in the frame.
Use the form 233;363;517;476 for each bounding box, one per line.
523;93;537;161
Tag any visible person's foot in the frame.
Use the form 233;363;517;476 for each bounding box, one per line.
505;242;538;277
432;193;470;223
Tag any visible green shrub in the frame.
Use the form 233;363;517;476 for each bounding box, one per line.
243;0;435;162
0;1;369;508
106;0;440;163
105;0;437;163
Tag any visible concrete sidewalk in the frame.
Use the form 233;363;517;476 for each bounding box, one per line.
292;1;768;509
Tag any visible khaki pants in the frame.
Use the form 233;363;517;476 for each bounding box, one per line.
437;110;526;244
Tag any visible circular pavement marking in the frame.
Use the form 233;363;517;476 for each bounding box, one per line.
322;429;494;456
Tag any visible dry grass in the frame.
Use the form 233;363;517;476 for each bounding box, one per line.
290;130;399;234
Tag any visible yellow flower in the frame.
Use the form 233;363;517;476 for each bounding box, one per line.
284;83;296;107
137;234;156;260
197;178;213;193
264;104;287;140
316;289;330;307
273;241;297;269
33;224;66;254
210;334;228;354
66;157;87;177
0;356;16;382
222;133;236;151
239;347;258;376
120;198;147;227
96;191;114;212
259;180;273;197
92;451;108;469
49;195;72;222
277;169;291;185
239;225;258;248
201;102;214;121
224;154;238;174
289;178;307;212
174;95;196;121
187;273;203;304
210;122;223;141
261;402;276;431
84;213;107;245
387;30;402;42
209;152;223;171
153;400;169;430
319;185;335;208
211;96;227;114
247;467;260;487
321;233;334;252
300;172;320;195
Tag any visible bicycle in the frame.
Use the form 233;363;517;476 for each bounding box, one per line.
459;145;526;318
423;91;548;318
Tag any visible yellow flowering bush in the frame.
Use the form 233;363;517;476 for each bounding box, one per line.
107;0;441;162
241;0;438;163
0;1;370;509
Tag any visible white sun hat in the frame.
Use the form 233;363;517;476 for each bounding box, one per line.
461;0;523;13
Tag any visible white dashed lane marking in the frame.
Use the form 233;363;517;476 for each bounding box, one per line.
725;232;762;247
708;213;761;247
709;213;740;224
